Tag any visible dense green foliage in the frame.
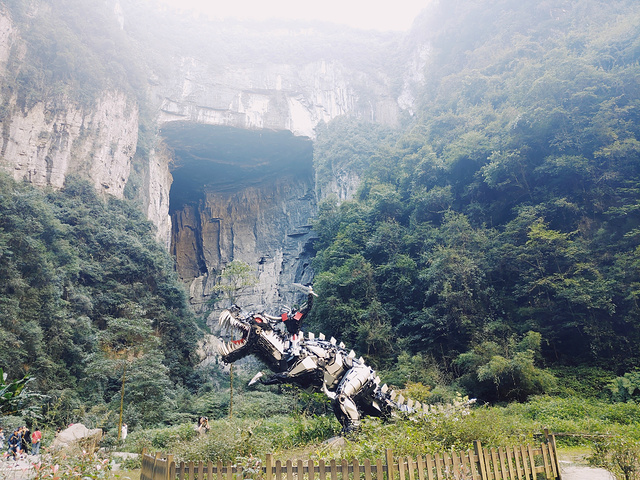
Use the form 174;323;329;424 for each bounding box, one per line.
2;0;640;464
2;0;147;109
309;0;640;402
0;174;199;428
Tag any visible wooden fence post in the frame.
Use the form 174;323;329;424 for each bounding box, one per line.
166;454;174;480
473;441;487;480
551;434;562;480
385;449;395;480
266;454;273;480
543;429;562;480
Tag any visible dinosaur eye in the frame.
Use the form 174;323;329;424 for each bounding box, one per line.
255;317;263;323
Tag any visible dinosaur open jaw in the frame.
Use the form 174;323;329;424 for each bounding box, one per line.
217;310;250;358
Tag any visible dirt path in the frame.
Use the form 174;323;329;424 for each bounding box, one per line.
0;456;34;479
560;462;616;479
558;448;616;480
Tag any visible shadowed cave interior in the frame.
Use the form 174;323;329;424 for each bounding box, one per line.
161;122;314;214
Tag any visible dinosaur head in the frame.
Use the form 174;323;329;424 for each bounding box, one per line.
217;306;286;367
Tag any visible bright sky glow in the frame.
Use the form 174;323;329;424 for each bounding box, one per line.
155;0;429;31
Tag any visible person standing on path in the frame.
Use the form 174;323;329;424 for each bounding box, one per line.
31;428;42;456
7;429;19;460
21;427;31;455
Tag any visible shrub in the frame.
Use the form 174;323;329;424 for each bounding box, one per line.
31;447;111;480
589;437;640;480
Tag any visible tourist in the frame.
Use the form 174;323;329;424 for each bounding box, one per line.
21;427;31;455
7;429;19;460
196;417;210;434
31;428;42;456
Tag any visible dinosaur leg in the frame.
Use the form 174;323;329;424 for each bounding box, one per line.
332;393;361;435
332;364;373;435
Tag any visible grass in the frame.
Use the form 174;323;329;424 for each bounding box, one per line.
41;394;640;479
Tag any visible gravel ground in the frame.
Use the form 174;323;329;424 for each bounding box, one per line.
0;456;35;479
558;449;617;480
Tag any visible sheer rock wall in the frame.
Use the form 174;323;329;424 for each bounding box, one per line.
0;4;427;316
0;9;138;198
172;174;316;315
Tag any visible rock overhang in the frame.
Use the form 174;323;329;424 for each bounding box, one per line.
161;122;314;213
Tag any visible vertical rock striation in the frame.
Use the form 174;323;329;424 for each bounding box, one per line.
0;90;138;197
171;171;316;317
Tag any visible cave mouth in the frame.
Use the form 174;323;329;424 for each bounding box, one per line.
161;122;314;214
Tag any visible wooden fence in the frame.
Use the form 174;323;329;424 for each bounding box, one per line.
141;435;562;480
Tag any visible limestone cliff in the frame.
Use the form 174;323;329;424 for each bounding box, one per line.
0;8;138;198
157;57;400;139
0;90;138;197
0;0;430;317
172;174;316;315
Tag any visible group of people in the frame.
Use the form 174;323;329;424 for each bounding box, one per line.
0;425;42;460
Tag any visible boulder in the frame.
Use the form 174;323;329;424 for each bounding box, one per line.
52;423;103;451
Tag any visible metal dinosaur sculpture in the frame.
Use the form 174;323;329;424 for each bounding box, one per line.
217;285;406;434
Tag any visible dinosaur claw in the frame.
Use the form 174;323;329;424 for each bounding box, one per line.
249;372;264;386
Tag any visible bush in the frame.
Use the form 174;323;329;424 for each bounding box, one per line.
31;447;112;480
589;437;640;480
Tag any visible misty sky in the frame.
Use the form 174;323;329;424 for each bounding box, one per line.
155;0;429;31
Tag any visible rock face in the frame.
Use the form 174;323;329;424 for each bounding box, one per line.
0;5;137;197
160;121;318;314
157;57;400;139
148;25;413;314
0;3;428;316
173;175;317;315
0;90;138;197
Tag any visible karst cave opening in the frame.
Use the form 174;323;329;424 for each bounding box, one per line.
160;122;315;282
161;122;314;214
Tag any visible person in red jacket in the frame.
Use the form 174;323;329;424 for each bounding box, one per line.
31;428;42;456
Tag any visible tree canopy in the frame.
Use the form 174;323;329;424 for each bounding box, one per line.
308;0;640;401
0;174;200;427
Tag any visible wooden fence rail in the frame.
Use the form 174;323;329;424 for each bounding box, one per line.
141;436;562;480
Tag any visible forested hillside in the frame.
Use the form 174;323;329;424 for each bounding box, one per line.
0;174;200;426
310;0;640;402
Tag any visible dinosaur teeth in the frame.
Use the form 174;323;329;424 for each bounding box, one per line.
217;337;248;356
218;310;249;336
263;331;284;353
